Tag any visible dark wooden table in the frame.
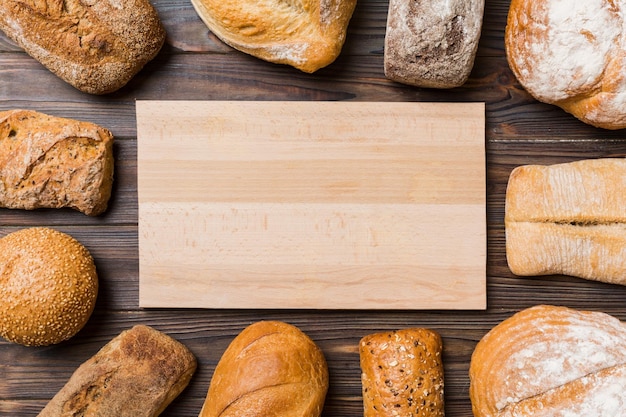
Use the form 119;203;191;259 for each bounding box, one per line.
2;1;626;416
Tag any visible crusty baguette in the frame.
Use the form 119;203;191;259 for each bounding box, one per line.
384;0;484;88
38;325;197;417
189;0;357;73
199;321;328;417
470;305;626;417
0;0;165;94
0;109;114;216
505;158;626;284
359;328;444;417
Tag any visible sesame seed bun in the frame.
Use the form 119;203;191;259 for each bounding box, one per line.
0;227;98;346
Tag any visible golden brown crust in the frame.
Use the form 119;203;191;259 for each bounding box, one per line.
189;0;357;73
0;227;98;346
359;328;444;417
505;158;626;284
0;109;114;216
505;0;626;129
199;321;328;417
0;0;166;94
469;305;626;417
38;325;197;417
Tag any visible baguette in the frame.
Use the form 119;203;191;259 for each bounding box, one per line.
199;321;328;417
359;328;445;417
0;109;114;216
470;305;626;417
38;325;197;417
505;158;626;284
0;0;166;94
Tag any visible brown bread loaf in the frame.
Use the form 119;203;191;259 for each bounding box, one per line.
0;0;166;94
470;305;626;417
199;321;328;417
0;109;114;216
38;325;197;417
359;328;445;417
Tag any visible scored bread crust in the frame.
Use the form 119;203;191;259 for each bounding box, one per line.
189;0;357;73
469;305;626;417
359;328;444;417
199;320;328;417
505;158;626;284
505;0;626;129
0;0;166;94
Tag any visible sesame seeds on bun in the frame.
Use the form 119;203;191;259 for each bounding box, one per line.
0;227;98;346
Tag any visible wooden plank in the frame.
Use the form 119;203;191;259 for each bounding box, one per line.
136;100;486;309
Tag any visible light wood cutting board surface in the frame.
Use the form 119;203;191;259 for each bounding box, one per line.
136;100;486;309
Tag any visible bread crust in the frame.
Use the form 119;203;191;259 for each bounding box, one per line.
0;109;114;216
384;0;484;88
0;0;166;94
199;320;328;417
505;0;626;129
470;305;626;417
505;158;626;284
38;325;197;417
189;0;356;73
359;328;444;417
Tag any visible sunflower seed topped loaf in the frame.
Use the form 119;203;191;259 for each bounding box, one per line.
0;109;114;216
506;0;626;129
189;0;357;73
0;0;166;94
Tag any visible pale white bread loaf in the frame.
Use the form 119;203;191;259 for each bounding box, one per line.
505;0;626;129
505;158;626;284
189;0;357;73
384;0;484;88
470;305;626;417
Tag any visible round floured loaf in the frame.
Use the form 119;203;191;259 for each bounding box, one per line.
505;0;626;129
189;0;357;73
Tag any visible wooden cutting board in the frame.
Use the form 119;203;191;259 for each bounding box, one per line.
136;101;486;310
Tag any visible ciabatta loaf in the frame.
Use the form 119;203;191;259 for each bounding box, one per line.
199;321;328;417
505;158;626;284
38;325;197;417
470;305;626;417
0;109;114;216
189;0;356;73
360;328;444;417
506;0;626;129
0;0;166;94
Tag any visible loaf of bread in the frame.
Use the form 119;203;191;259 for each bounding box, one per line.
0;0;165;94
505;158;626;284
506;0;626;129
199;321;328;417
189;0;356;73
38;325;197;417
0;109;114;216
384;0;484;88
359;328;444;417
0;227;98;346
470;305;626;417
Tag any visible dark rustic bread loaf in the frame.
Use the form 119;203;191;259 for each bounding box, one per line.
0;0;165;94
0;109;114;216
38;325;197;417
384;0;485;88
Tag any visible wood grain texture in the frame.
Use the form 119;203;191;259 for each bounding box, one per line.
1;0;626;416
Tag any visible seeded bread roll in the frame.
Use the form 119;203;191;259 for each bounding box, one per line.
189;0;357;73
0;109;114;216
199;321;328;417
38;325;197;417
384;0;485;88
359;328;445;417
506;0;626;129
0;0;166;94
0;227;98;347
